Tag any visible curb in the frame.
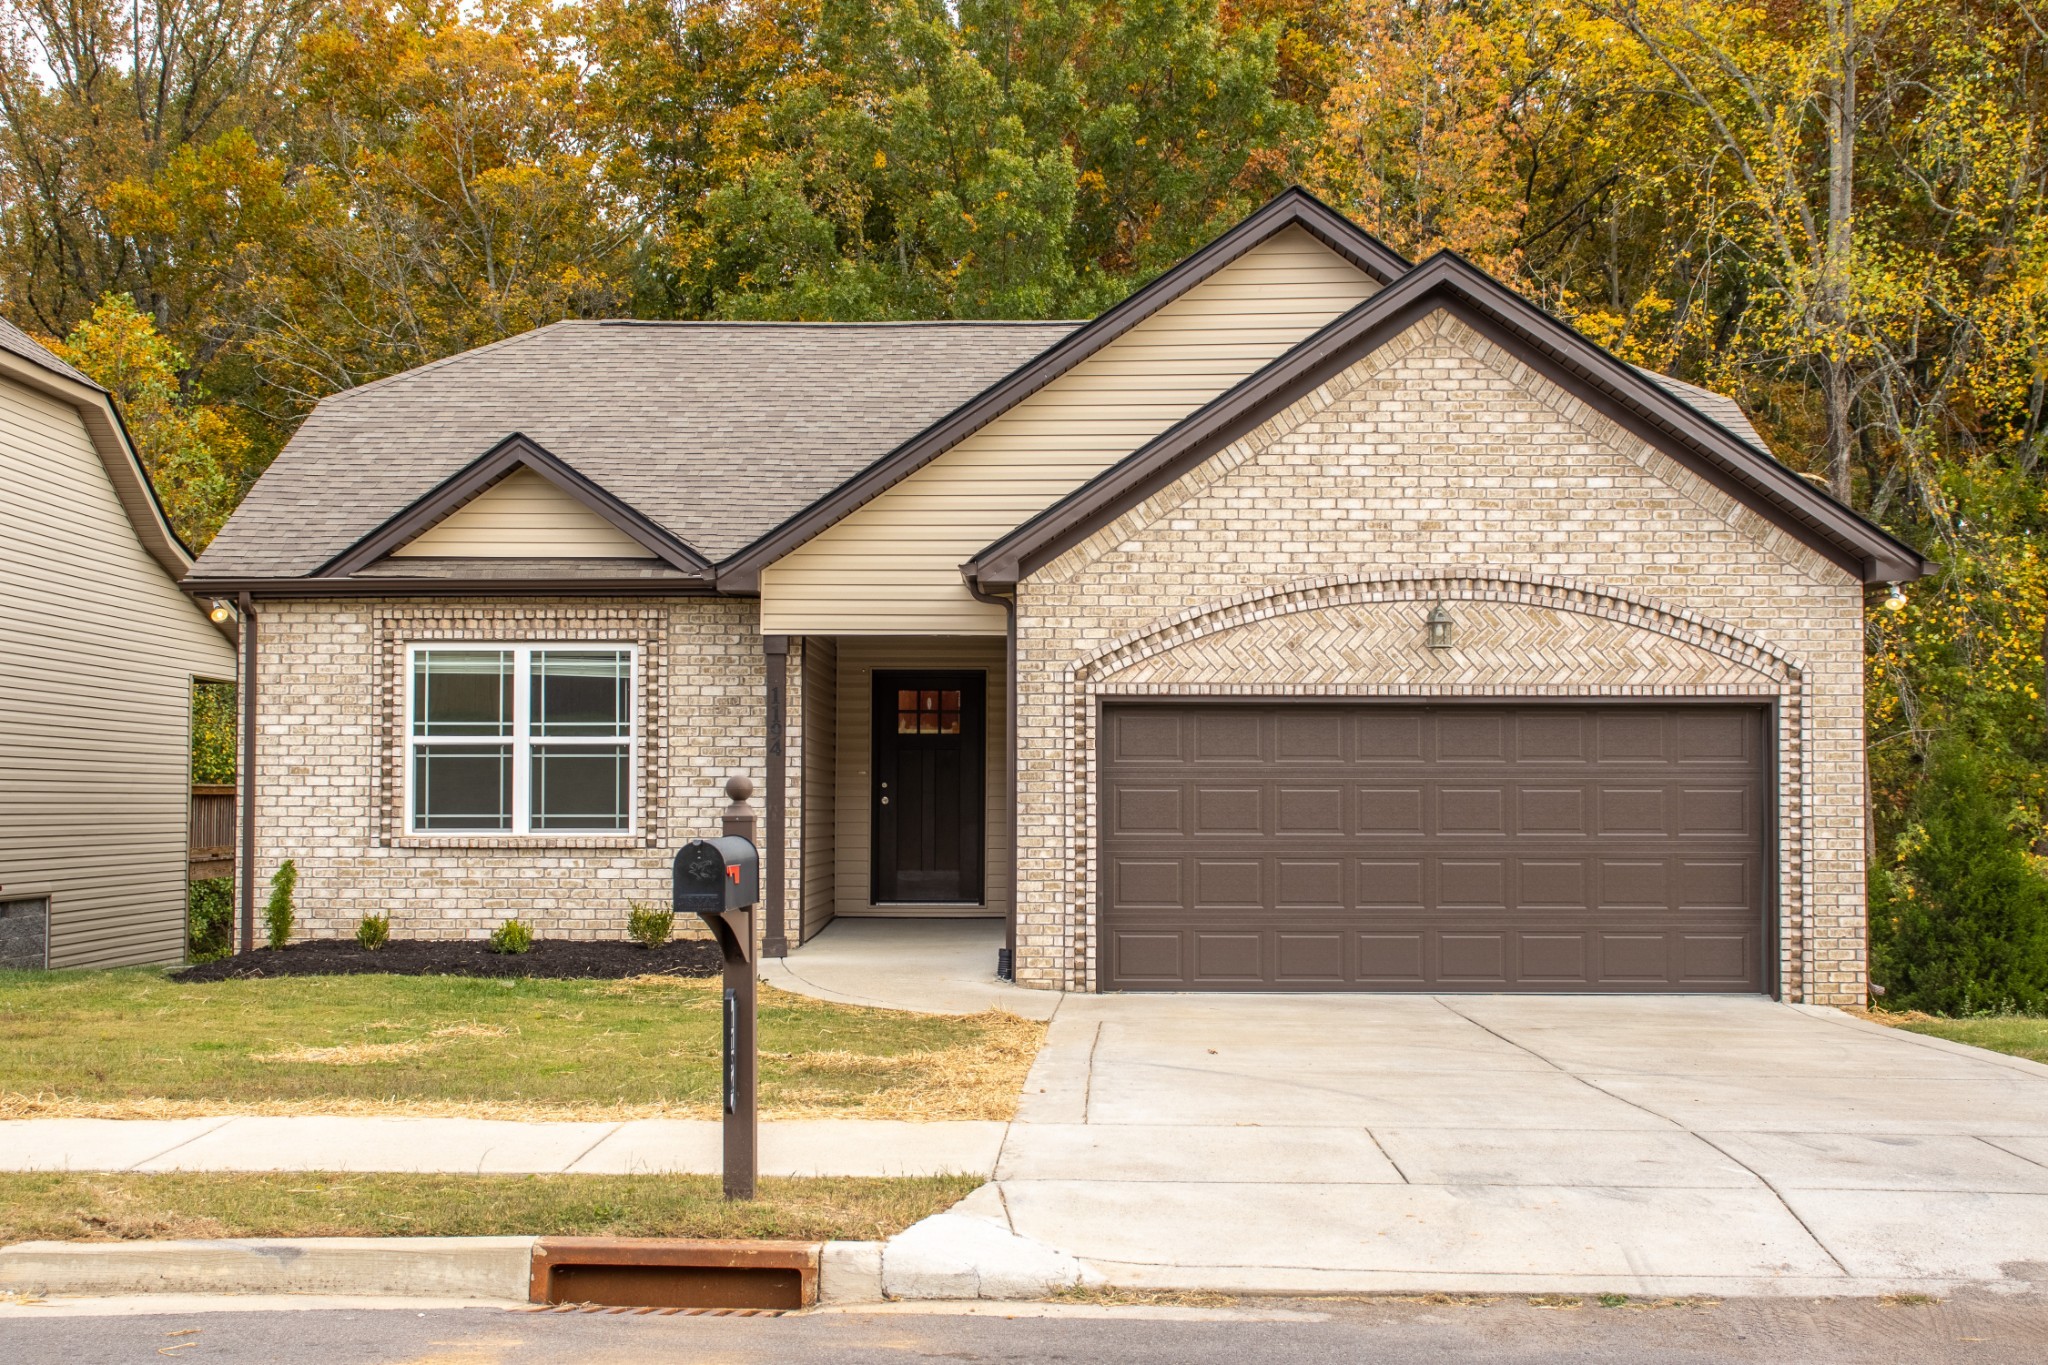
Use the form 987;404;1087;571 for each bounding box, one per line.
0;1236;891;1305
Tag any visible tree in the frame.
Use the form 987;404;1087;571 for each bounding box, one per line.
49;293;250;547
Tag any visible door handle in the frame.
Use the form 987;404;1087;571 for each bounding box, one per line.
880;796;890;806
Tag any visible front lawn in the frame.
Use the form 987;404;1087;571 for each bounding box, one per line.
0;1171;977;1243
0;969;1041;1120
1876;1011;2048;1065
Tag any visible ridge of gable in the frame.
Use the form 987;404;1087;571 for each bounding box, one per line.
391;466;658;560
965;252;1928;589
318;432;708;578
718;188;1411;592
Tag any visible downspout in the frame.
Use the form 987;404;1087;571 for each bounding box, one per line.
237;592;257;956
963;574;1017;981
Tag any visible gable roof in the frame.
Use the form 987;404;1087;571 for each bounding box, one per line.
321;433;712;576
964;251;1929;588
188;319;1080;583
712;188;1411;590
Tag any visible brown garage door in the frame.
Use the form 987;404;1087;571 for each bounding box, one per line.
1100;703;1768;992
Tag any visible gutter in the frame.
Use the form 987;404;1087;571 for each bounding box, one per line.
962;572;1019;981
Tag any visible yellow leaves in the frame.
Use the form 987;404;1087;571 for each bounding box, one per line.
873;150;887;170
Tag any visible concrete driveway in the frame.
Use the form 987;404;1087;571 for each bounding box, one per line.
977;993;2048;1297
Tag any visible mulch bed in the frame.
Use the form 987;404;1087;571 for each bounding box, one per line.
172;937;724;982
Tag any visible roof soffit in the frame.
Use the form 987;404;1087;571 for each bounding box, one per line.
964;252;1929;588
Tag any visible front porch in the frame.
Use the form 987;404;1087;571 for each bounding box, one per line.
781;635;1012;958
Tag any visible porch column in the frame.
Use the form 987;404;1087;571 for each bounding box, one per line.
762;634;790;959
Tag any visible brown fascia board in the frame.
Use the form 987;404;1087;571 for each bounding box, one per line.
314;432;713;578
966;252;1930;589
0;346;241;643
711;187;1412;592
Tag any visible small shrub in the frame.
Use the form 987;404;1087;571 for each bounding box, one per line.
626;902;674;948
488;918;534;954
263;860;297;951
356;913;391;951
186;877;233;961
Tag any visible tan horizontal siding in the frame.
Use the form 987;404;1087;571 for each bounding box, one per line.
761;227;1379;634
0;374;238;968
834;636;1006;920
394;467;656;559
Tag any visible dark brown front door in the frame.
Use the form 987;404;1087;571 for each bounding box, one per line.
873;672;985;903
1100;702;1769;992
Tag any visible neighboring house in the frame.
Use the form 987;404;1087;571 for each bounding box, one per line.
186;190;1925;1004
0;317;238;969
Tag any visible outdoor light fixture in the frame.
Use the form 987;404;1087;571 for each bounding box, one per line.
1426;601;1455;650
1884;586;1908;613
207;599;232;624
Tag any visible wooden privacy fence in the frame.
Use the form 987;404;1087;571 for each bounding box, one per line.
189;784;236;881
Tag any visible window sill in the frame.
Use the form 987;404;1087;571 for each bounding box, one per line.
391;832;648;851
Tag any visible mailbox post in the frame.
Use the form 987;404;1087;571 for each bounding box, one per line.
673;832;761;1200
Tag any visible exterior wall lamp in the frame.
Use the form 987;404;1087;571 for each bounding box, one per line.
1884;585;1907;613
1426;601;1455;650
207;599;233;624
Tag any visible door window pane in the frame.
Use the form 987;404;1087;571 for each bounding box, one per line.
533;650;630;737
414;651;512;736
532;745;629;830
414;745;512;829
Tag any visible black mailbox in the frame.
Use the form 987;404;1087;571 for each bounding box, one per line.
673;836;759;918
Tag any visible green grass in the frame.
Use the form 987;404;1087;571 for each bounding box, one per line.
1885;1013;2048;1065
0;1171;979;1243
0;969;1040;1120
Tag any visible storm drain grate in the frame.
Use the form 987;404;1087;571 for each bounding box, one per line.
528;1238;821;1311
520;1303;786;1316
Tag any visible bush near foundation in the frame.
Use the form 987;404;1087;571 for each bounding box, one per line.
626;903;674;948
263;861;297;950
1871;744;2048;1015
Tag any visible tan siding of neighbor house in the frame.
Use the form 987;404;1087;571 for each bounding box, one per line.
0;373;237;968
760;227;1380;634
393;467;655;558
834;636;1007;920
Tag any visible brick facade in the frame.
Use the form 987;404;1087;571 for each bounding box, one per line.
1012;312;1869;1004
253;595;801;943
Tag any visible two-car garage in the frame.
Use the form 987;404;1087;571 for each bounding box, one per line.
1099;702;1770;993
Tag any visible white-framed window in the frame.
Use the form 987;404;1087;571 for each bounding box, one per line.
404;644;637;835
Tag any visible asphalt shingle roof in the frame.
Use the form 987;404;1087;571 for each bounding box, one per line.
193;319;1079;578
0;315;95;388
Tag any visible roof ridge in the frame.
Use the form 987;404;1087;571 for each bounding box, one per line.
592;319;1084;328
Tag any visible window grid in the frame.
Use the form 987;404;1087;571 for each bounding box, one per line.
404;644;638;836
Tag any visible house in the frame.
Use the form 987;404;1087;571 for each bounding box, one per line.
0;317;238;969
186;190;1924;1003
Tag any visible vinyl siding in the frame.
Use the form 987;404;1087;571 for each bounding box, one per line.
761;227;1380;634
393;467;656;558
799;635;838;942
834;636;1006;919
0;374;237;968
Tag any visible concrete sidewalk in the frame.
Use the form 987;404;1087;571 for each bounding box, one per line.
0;1117;1006;1178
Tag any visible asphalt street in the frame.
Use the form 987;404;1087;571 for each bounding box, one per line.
7;1295;2047;1364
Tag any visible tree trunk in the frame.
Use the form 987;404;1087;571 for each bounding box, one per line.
1822;0;1858;503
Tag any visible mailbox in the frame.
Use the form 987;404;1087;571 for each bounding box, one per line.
673;836;759;918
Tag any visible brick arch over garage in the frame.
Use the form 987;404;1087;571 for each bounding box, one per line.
1034;571;1816;997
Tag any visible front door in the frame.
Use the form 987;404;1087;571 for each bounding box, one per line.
873;671;985;903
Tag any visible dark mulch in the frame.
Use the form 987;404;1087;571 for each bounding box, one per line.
171;937;723;982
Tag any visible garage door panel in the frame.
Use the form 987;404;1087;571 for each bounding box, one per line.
1101;703;1767;992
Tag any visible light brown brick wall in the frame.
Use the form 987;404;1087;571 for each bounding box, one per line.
252;596;800;942
1014;311;1869;1003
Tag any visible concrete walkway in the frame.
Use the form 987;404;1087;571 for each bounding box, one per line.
0;1117;1005;1178
763;917;1060;1019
